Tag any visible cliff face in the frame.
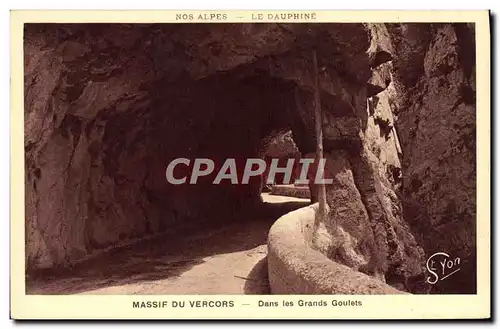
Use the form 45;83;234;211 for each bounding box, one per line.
389;23;477;293
24;23;475;294
310;23;477;294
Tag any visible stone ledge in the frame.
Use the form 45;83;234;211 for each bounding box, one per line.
267;204;407;294
269;185;311;199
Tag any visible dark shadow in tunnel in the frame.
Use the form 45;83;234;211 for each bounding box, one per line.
26;198;310;295
243;256;270;295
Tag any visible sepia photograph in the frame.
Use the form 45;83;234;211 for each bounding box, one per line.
22;21;478;296
10;10;491;320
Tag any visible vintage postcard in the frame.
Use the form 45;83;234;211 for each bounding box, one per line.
10;10;490;320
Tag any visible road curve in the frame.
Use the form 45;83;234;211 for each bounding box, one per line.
26;193;310;295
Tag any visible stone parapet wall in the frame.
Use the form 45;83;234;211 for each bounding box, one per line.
267;204;406;294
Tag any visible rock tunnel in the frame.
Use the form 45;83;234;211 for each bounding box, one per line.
24;23;476;294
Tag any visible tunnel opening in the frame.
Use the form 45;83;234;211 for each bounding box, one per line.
119;65;308;226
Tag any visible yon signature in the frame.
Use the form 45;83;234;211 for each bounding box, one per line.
426;252;461;284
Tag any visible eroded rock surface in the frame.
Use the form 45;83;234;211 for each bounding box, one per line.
24;23;475;294
389;23;477;293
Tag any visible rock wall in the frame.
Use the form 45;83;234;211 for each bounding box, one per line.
267;204;406;294
299;24;426;292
